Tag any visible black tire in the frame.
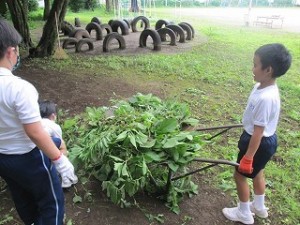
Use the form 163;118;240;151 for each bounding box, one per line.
73;29;91;39
166;24;185;43
103;32;126;52
75;38;94;53
85;22;103;40
100;24;113;35
111;20;129;35
62;37;78;49
155;19;170;30
139;29;161;51
108;19;114;27
69;28;86;38
131;16;150;32
180;22;195;38
91;17;102;25
61;21;75;36
123;19;132;29
178;23;192;41
157;27;176;46
74;17;81;27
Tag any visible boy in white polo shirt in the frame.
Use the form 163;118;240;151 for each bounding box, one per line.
0;19;77;225
222;43;292;224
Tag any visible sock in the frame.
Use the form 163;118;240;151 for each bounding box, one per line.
239;201;251;214
253;194;265;210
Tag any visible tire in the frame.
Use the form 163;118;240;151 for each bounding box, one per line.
75;38;94;53
73;29;91;39
178;23;192;41
61;21;75;36
155;19;170;30
100;24;113;35
123;19;132;29
62;37;78;49
74;17;81;27
91;17;102;25
69;28;86;38
166;24;185;43
103;32;126;52
180;22;195;38
85;22;103;40
111;20;129;35
131;16;150;32
108;19;114;27
139;29;161;51
157;27;176;46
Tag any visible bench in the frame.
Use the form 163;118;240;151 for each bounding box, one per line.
253;15;284;29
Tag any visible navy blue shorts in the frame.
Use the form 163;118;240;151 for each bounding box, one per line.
236;131;277;178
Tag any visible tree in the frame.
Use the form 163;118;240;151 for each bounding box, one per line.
106;0;112;12
6;0;33;48
30;0;69;57
0;0;8;18
43;0;51;20
130;0;139;12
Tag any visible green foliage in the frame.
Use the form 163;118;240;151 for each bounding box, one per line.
68;0;85;13
28;0;39;12
66;93;206;213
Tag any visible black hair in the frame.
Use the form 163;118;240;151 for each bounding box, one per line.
0;19;22;59
255;43;292;78
39;100;57;118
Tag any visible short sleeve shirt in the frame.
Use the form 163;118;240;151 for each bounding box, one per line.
41;118;62;139
242;83;280;137
0;67;41;154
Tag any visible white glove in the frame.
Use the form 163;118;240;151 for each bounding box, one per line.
52;154;78;188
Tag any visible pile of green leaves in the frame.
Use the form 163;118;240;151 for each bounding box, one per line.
65;93;206;213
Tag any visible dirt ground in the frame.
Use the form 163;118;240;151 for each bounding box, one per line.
0;22;266;225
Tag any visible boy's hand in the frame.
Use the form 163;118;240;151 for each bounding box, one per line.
238;155;253;174
52;154;78;188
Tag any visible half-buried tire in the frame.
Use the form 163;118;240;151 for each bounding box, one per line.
166;24;185;43
131;16;150;32
75;38;94;53
111;20;129;35
62;38;78;49
178;23;192;41
103;32;126;52
139;29;161;51
85;22;103;40
157;27;176;46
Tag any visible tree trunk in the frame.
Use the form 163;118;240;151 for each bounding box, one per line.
130;0;139;12
106;0;111;12
6;0;33;48
0;0;8;18
43;0;51;20
30;0;69;57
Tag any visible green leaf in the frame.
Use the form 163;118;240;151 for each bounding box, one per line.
144;151;162;162
168;162;179;172
142;158;148;175
182;118;199;126
163;138;179;148
114;162;123;177
73;194;82;204
155;118;178;134
139;139;156;148
109;155;124;162
116;131;128;142
128;133;137;149
121;164;129;177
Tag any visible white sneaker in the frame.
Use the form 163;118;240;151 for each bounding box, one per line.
222;207;254;224
250;203;269;218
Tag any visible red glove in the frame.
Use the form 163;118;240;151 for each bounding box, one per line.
238;155;253;174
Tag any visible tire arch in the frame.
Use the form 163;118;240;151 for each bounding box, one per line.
103;32;126;52
139;29;161;51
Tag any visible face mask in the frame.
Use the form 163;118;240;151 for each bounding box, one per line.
12;55;21;71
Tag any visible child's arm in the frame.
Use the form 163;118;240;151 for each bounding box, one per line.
239;125;264;174
59;139;68;157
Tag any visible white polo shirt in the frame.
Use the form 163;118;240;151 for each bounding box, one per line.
0;67;41;154
41;118;62;139
242;83;280;137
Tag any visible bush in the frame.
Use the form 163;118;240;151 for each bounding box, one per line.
69;0;85;12
85;0;98;9
28;0;39;12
